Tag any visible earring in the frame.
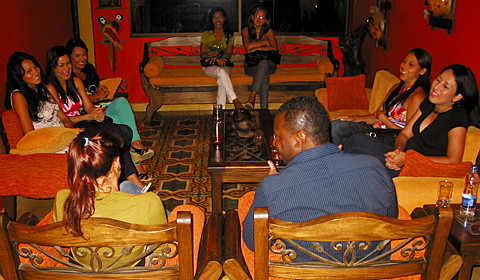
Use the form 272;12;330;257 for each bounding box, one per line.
117;167;121;171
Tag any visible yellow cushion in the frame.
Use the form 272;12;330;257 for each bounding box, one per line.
463;126;480;163
400;150;472;178
369;70;400;113
99;77;122;99
325;74;369;111
10;127;80;155
144;56;164;78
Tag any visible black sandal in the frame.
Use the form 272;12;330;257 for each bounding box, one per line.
137;172;153;181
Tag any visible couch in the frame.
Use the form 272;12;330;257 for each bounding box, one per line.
139;35;340;123
0;110;68;221
314;70;480;213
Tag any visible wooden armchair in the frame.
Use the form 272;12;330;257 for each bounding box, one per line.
252;206;453;280
0;211;195;279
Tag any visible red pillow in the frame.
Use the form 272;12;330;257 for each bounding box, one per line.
325;74;369;111
400;150;472;178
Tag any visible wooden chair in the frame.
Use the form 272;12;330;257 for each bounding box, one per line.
0;211;195;279
253;206;454;280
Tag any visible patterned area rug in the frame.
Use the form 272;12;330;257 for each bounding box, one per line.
137;113;258;215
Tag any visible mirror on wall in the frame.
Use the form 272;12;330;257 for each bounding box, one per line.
130;0;349;36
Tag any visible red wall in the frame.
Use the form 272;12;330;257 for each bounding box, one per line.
90;2;342;103
0;1;74;114
351;0;480;87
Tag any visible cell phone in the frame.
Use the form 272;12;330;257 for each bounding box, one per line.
141;182;152;193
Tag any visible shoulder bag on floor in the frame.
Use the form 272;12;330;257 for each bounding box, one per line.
200;51;234;68
244;50;281;67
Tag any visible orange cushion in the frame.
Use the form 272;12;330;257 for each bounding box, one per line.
400;150;472;178
2;109;24;149
326;74;369;111
164;204;205;274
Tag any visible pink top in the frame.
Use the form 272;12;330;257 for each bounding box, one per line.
59;93;83;117
373;102;407;129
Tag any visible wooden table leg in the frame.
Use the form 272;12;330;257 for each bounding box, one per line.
211;173;223;213
457;251;477;280
4;196;16;221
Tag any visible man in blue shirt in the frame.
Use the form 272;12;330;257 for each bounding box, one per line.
242;96;398;261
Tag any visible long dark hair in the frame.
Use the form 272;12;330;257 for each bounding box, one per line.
205;7;233;44
383;48;432;112
64;127;123;237
4;52;51;122
247;5;271;42
443;64;480;127
45;45;80;104
66;38;100;85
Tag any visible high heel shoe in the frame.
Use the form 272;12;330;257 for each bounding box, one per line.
131;146;154;164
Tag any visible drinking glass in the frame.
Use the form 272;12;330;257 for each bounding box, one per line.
213;104;222;123
436;180;454;207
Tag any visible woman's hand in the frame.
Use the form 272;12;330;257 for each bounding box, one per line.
333;115;359;122
385;149;405;170
89;107;106;122
97;85;110;99
216;57;226;67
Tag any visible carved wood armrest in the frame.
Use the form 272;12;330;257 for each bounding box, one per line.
195;212;223;280
16;212;39;226
223;209;251;280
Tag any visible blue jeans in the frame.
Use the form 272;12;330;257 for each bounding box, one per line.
330;120;372;146
343;133;400;178
119;180;143;194
244;60;277;108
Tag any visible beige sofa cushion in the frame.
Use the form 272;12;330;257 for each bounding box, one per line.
369;70;400;113
393;176;464;214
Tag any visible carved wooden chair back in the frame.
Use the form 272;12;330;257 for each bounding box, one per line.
253;206;453;280
0;211;194;280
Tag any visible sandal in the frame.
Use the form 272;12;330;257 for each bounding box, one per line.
131;146;154;164
245;101;255;110
137;172;153;182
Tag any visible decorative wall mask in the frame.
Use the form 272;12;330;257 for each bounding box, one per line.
424;0;456;33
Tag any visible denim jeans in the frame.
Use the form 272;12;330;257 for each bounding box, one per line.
119;180;143;194
244;60;277;108
203;66;237;108
330;120;372;146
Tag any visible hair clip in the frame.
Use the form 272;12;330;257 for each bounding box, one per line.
84;137;89;147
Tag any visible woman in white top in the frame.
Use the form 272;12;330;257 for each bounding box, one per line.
4;52;72;135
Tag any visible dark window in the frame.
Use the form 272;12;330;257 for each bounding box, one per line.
130;0;349;36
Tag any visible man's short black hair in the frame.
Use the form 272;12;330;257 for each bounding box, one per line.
277;96;330;144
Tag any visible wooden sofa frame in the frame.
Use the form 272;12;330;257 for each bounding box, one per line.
139;35;339;123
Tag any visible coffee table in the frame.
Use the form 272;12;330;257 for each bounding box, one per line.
208;109;282;213
424;204;480;280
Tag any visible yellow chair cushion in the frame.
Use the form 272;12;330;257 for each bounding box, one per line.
144;56;164;78
100;77;122;99
10;127;80;155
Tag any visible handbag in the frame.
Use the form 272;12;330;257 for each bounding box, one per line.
364;128;401;147
74;116;114;130
200;51;234;68
244;50;281;67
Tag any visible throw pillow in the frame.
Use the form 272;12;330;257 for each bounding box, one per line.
400;149;472;178
99;77;122;99
10;127;80;155
326;74;369;111
144;56;164;78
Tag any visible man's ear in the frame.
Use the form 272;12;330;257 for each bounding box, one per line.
295;130;307;147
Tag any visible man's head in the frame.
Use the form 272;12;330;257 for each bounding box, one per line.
273;96;330;163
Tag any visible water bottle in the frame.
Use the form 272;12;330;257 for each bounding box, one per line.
460;165;480;217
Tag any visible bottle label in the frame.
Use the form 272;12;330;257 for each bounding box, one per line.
461;193;477;208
